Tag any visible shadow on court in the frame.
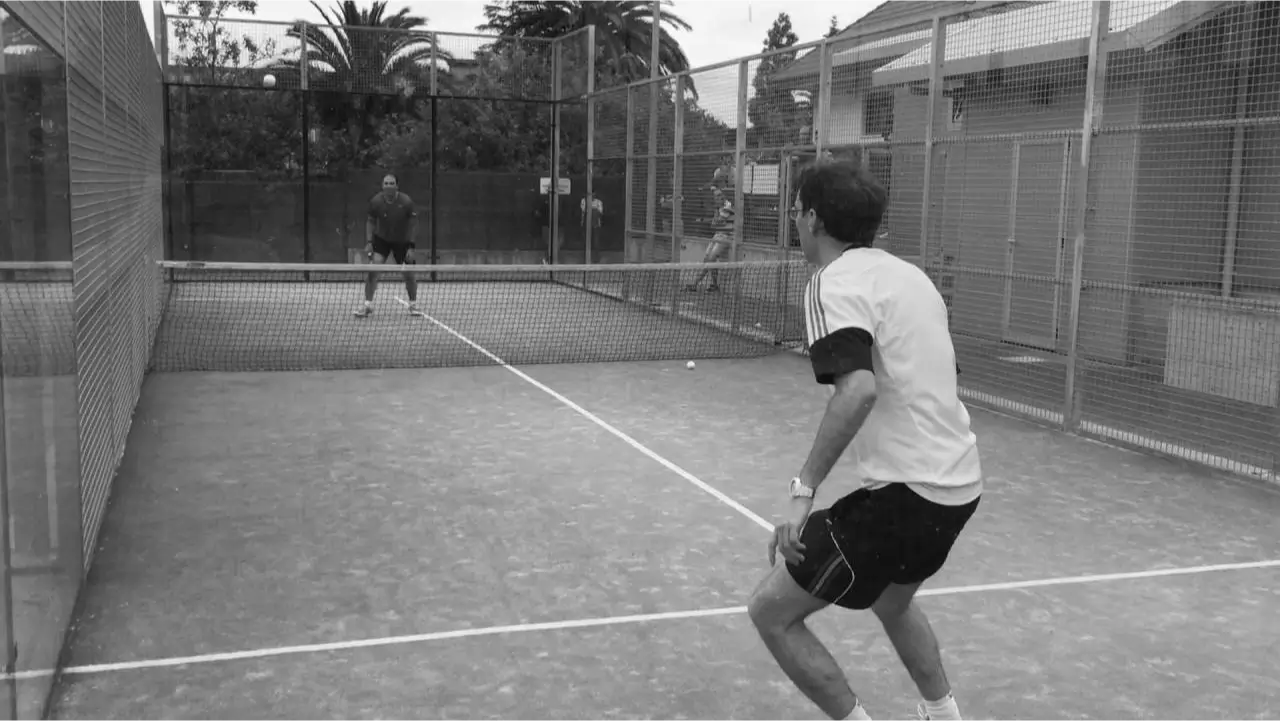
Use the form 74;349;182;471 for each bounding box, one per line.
47;354;1280;720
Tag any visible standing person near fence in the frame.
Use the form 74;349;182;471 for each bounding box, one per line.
683;186;734;293
355;173;422;318
747;160;982;721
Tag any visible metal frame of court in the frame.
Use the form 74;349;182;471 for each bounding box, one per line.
155;10;598;266
583;0;1280;484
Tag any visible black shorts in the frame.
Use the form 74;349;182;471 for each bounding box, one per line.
370;236;414;264
786;483;980;610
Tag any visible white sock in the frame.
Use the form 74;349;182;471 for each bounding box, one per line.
845;701;872;720
924;694;960;720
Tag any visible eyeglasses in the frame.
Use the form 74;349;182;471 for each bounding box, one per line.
788;208;803;220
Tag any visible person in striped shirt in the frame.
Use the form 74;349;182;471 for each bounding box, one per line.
684;186;735;293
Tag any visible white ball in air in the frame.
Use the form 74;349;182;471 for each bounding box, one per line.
263;74;276;88
686;361;696;370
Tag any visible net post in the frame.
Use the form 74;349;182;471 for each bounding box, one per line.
1063;1;1110;433
919;16;945;266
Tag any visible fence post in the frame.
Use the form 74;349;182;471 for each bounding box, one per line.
153;2;168;73
300;23;310;270
429;32;438;96
550;41;563;265
673;74;685;266
732;60;748;331
584;26;596;265
815;39;832;157
624;88;635;263
919;16;946;267
1062;1;1111;433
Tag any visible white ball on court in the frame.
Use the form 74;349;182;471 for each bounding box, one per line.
687;361;696;370
263;74;276;88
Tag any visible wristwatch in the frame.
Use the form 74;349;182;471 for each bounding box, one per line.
789;477;815;499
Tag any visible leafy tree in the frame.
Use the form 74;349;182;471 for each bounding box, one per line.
826;15;841;38
166;1;277;85
270;1;446;170
746;12;805;149
478;1;693;88
165;1;299;178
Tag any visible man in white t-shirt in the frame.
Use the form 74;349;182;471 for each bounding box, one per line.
747;160;982;721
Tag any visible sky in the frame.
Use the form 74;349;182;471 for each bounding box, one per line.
145;0;883;71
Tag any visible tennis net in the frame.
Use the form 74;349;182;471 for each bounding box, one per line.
151;260;811;372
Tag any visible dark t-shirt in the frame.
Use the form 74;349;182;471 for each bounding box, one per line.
368;192;417;245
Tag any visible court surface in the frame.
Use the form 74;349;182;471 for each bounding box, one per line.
43;341;1280;719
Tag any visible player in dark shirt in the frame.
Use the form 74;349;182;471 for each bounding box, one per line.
355;174;422;317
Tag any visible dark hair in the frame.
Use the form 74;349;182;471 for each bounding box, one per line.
795;160;886;249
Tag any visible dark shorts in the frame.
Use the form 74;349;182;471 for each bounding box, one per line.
786;483;980;610
370;236;414;264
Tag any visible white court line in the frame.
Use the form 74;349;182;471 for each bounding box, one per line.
11;558;1279;682
394;297;774;532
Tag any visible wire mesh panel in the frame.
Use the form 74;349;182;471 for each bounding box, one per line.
434;32;554;102
162;19;569;266
164;16;298;89
166;84;306;262
69;0;166;571
578;0;1276;479
1075;1;1280;477
871;4;1091;426
588;87;629;264
554;27;593;102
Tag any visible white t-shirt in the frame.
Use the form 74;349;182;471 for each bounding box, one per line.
804;247;982;506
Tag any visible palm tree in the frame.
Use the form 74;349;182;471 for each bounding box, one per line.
267;1;450;252
272;0;448;162
478;1;693;86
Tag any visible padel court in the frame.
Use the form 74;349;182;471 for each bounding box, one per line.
41;265;1280;720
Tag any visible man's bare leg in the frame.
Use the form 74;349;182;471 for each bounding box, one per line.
356;252;387;317
748;561;868;720
871;582;962;720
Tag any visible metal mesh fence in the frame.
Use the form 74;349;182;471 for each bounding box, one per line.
1;1;164;717
68;0;167;576
585;1;1280;482
160;16;587;267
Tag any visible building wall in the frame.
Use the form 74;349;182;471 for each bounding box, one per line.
876;23;1280;366
882;64;1142;361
